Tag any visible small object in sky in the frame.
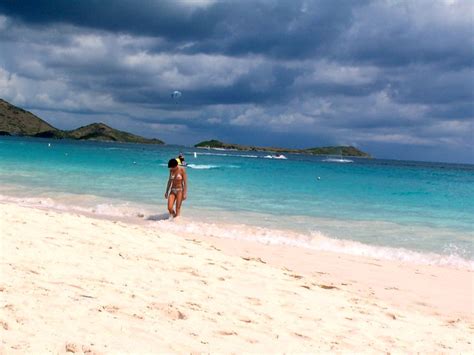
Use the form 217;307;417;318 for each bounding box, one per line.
171;90;182;102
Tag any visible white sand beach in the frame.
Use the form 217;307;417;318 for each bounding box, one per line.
1;202;473;353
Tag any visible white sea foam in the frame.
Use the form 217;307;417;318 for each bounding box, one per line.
1;192;472;270
192;152;259;158
187;164;220;169
158;163;239;169
264;154;287;159
188;164;241;169
0;194;154;219
153;219;474;270
323;158;353;163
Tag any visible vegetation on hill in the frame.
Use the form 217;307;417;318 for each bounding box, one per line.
65;123;164;144
305;146;370;157
0;99;57;136
195;139;371;157
195;140;242;150
0;98;164;144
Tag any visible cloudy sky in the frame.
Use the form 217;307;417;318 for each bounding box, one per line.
0;0;472;163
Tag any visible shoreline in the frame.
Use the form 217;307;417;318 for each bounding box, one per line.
1;202;473;352
1;190;473;271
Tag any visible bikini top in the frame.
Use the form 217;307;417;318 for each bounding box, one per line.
171;173;183;181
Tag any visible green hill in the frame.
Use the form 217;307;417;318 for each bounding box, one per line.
0;98;164;144
66;123;164;144
195;139;371;157
0;99;58;136
194;140;242;150
305;146;370;157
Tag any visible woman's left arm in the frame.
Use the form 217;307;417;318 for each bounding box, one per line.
182;168;188;200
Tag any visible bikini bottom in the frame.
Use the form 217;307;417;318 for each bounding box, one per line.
170;188;183;196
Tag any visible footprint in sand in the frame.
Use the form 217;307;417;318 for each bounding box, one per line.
185;302;202;311
65;342;96;354
3;304;15;314
245;297;262;306
293;332;311;340
65;343;79;353
185;238;202;244
98;305;120;314
147;303;187;320
239;318;252;323
217;330;238;336
446;318;461;326
241;256;266;264
178;267;202;277
316;284;338;290
386;312;397;320
0;320;9;330
287;273;303;279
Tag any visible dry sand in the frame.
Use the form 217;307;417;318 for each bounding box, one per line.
0;202;473;353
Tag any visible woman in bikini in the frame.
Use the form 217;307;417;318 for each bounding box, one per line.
165;158;187;217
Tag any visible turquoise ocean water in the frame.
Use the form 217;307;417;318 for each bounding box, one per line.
1;136;473;268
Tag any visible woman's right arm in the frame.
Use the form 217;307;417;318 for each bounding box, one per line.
164;174;171;198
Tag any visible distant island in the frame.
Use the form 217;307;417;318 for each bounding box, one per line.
0;98;164;144
195;139;371;157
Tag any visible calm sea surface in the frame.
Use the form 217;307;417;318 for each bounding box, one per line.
1;137;473;268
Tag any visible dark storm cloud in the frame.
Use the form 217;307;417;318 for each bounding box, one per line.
428;103;474;120
335;1;474;69
388;68;474;105
0;0;473;163
0;0;217;40
1;0;472;67
0;0;369;59
184;0;368;59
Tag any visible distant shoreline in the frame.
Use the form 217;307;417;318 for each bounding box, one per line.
195;145;368;158
195;139;371;157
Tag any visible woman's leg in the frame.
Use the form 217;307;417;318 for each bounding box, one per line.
175;191;183;217
167;193;176;217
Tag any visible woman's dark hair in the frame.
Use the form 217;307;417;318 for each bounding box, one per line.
168;158;178;168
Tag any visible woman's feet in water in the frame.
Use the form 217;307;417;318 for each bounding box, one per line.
168;210;181;219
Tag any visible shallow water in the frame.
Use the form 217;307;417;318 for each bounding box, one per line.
1;136;473;268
